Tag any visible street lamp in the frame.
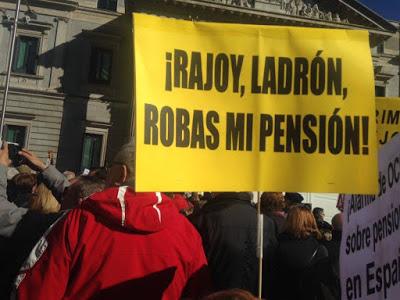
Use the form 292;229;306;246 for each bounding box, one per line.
0;0;22;140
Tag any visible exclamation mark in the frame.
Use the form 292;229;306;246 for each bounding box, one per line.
165;52;172;91
362;116;369;155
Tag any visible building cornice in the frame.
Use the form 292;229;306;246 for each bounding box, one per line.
35;0;78;11
77;5;123;18
0;87;65;100
1;18;53;32
156;0;395;36
339;0;397;33
0;0;78;11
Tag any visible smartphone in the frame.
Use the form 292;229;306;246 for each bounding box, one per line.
7;142;25;167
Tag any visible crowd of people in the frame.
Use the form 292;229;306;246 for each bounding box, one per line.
0;141;343;300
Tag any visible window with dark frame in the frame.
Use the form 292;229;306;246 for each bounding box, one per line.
375;86;386;97
377;42;385;54
81;133;103;171
97;0;118;11
5;125;27;147
12;36;39;75
89;47;113;84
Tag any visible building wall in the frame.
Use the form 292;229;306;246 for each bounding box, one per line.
0;0;398;174
56;4;131;172
0;3;65;161
0;90;64;159
0;0;131;172
372;22;400;97
386;22;399;97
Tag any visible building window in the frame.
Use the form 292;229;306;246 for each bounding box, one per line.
375;86;386;97
89;47;113;84
4;124;27;147
377;42;385;54
81;133;104;171
97;0;118;11
12;36;39;75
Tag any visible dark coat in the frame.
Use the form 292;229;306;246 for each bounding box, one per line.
322;230;342;283
0;211;62;299
274;232;331;300
190;192;278;296
266;211;286;235
0;164;68;299
11;193;32;209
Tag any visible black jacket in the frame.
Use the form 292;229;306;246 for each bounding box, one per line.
322;230;342;283
0;211;62;299
274;232;339;300
0;164;69;299
190;192;278;296
266;211;286;235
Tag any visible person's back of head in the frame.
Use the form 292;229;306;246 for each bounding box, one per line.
89;168;108;181
80;176;106;198
284;192;304;208
213;192;253;201
12;173;37;194
201;192;213;201
202;289;256;300
61;175;106;210
260;192;285;214
16;164;33;175
106;139;134;188
331;213;343;232
8;173;37;208
285;205;321;240
30;183;60;214
312;207;325;222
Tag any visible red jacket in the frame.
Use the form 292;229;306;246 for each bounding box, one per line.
16;187;209;300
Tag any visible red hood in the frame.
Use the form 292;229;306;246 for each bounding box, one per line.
81;187;179;233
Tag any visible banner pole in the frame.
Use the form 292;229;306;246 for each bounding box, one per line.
257;191;263;299
0;0;22;139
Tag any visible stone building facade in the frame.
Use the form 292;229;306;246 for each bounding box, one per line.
0;0;132;172
0;0;398;173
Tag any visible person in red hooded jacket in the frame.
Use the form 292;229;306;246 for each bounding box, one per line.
15;140;210;300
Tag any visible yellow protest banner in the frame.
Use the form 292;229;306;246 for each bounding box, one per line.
133;13;377;194
376;97;400;146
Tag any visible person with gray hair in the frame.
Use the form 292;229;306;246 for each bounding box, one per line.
105;139;135;187
16;139;210;300
60;175;106;210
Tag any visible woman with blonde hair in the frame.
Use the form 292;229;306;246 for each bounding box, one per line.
274;205;331;300
29;183;60;214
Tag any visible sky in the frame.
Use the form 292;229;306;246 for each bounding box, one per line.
358;0;400;21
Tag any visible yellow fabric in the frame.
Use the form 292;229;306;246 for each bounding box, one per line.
376;97;400;147
133;13;377;194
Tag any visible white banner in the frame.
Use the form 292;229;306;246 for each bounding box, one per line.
341;134;400;300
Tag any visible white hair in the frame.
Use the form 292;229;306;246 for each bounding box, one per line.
113;139;135;187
